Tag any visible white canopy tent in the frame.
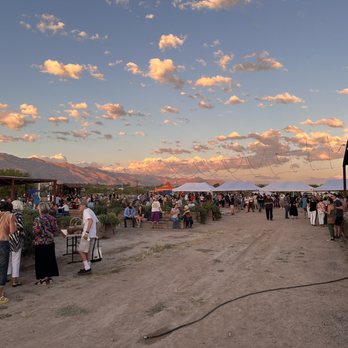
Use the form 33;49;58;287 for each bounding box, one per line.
261;181;313;192
213;181;260;192
172;182;215;192
314;179;348;192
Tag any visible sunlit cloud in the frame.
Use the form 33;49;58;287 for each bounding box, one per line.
96;103;127;119
71;129;90;139
225;95;245;105
233;51;284;72
214;50;234;71
173;0;252;10
30;153;67;162
135;131;145;136
0;104;8;109
147;58;184;88
220;142;245;152
126;62;144;75
38;59;83;79
70;102;88;109
300;118;344;128
145;14;155;20
85;64;105;80
153;147;192;155
37;14;65;34
195;75;232;87
48;116;69;124
71;30;108;41
198;100;214;109
0;134;38;143
0;104;38;130
159;34;186;50
65;109;80;118
337;88;348;95
261;92;304;104
283;125;304;134
193;144;210;152
160;106;180;113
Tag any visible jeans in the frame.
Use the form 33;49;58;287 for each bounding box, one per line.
0;241;10;287
171;217;180;229
285;205;290;218
124;217;135;227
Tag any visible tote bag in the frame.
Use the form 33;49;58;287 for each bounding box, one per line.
91;238;102;263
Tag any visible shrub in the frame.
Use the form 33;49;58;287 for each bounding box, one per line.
93;202;108;215
22;208;39;255
98;212;119;227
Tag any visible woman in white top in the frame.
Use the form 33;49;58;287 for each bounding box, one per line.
151;197;161;229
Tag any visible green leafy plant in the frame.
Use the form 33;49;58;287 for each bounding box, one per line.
98;212;119;227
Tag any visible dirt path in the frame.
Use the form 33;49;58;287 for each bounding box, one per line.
2;208;348;348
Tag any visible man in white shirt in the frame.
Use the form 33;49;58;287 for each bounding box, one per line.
77;200;98;275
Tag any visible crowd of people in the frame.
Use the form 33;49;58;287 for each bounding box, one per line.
0;189;346;305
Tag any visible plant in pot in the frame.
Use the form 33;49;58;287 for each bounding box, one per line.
98;212;120;238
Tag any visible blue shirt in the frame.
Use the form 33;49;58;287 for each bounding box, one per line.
124;207;136;218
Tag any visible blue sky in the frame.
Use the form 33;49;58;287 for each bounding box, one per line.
1;0;347;183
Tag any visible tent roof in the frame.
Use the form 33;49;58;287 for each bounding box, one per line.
261;181;313;192
314;179;348;191
172;182;214;192
213;181;260;192
154;182;173;192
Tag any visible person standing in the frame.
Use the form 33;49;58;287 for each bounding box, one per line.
0;201;17;304
308;198;317;226
332;194;344;238
289;196;298;219
284;194;290;219
264;195;274;221
33;202;60;285
7;200;25;287
170;203;180;229
316;198;326;227
77;200;98;275
325;197;335;241
151;196;161;229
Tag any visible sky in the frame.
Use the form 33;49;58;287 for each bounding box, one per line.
0;0;348;184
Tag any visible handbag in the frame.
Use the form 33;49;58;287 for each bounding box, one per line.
91;238;102;263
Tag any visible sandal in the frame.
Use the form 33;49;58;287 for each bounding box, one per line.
12;282;22;287
35;279;46;285
0;296;9;305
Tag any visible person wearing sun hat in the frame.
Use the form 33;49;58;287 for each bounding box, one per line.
183;205;193;228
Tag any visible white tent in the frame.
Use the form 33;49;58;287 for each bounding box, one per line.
261;181;313;192
314;179;348;192
172;182;214;192
213;181;260;192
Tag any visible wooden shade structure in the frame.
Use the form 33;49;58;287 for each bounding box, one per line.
0;176;57;201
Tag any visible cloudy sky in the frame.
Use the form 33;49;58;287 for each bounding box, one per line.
1;0;347;183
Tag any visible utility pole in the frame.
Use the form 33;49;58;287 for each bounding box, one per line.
343;139;348;197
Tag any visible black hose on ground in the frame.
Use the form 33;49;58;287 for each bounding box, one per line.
143;275;348;340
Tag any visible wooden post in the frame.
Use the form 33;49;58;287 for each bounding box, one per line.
343;140;348;198
10;178;15;200
52;180;57;202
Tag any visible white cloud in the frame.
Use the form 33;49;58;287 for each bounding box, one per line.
225;95;245;105
48;116;69;124
160;106;180;114
198;100;214;109
300;118;344;128
126;62;144;75
0;104;38;130
261;92;304;104
147;58;184;88
233;51;284;72
70;102;88;109
195;75;232;87
0;134;38;143
159;34;186;50
337;88;348;95
145;14;155;20
37;14;65;34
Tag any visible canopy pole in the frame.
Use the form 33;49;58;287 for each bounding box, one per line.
10;178;15;201
343;140;348;198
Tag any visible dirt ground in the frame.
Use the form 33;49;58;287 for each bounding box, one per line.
2;207;348;348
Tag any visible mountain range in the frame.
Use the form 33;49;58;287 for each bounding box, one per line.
0;153;203;187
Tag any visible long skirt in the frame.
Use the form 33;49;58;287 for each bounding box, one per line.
35;243;59;280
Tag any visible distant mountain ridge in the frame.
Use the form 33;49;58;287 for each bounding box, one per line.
0;153;161;186
0;153;204;186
